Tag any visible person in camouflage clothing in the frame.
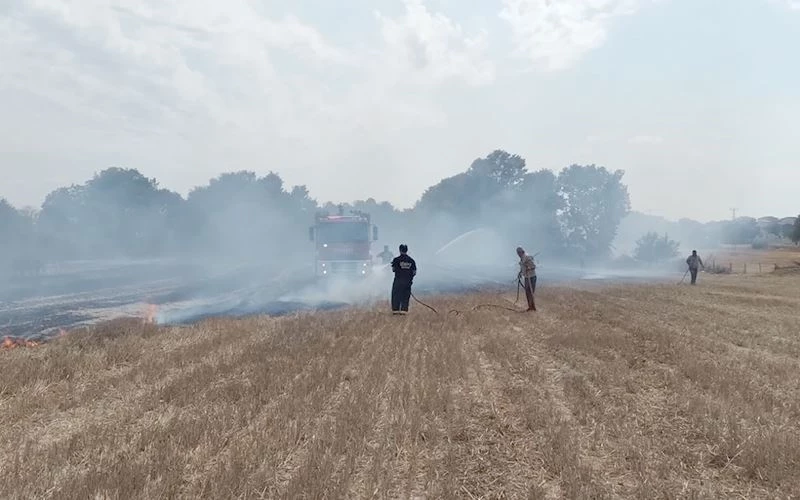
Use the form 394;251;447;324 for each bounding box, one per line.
686;250;704;285
516;247;537;311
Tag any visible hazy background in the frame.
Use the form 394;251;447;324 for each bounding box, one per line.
2;0;799;222
1;0;799;335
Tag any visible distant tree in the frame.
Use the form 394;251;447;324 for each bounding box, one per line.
557;164;631;258
792;215;800;245
184;170;313;263
633;232;679;263
0;198;27;234
781;222;795;240
37;168;183;259
416;149;528;215
290;185;317;215
0;199;26;240
37;185;88;259
466;149;527;192
0;199;38;275
413;150;535;250
766;223;783;238
722;218;760;246
511;169;565;252
349;198;406;243
415;172;479;219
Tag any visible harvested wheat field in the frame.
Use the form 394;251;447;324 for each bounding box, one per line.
2;274;800;499
706;246;800;272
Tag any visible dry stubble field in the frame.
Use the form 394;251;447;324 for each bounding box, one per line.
1;272;800;499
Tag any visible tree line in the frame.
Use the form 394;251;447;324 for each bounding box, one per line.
627;215;800;265
2;148;796;275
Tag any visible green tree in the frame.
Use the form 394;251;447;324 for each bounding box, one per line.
416;149;528;216
633;232;680;263
413;150;534;250
466;149;527;193
792;215;800;245
557;164;631;258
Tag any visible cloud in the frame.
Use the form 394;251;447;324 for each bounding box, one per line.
499;0;646;71
2;0;491;138
766;0;800;9
0;0;351;140
375;0;495;87
628;135;664;145
1;0;500;207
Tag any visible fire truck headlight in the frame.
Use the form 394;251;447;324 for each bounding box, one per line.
361;270;366;275
322;263;326;267
323;244;328;248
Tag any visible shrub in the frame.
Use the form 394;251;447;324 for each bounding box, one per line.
634;232;680;263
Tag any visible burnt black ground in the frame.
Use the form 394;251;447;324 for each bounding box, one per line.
0;259;303;339
0;258;671;340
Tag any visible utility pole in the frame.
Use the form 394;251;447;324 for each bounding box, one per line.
731;208;737;220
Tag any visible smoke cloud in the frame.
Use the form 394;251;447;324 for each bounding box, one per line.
3;150;791;338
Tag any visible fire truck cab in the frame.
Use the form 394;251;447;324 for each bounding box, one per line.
308;208;379;278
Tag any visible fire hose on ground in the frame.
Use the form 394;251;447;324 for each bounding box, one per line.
404;251;540;316
409;277;528;315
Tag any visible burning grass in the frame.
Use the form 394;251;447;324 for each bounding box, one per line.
1;274;799;498
1;336;42;349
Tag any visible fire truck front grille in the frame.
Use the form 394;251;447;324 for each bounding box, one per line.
320;261;367;275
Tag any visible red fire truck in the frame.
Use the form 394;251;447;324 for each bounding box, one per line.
308;208;379;278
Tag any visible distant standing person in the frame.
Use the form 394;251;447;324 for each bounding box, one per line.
516;246;537;311
391;244;416;314
686;250;705;285
377;245;394;265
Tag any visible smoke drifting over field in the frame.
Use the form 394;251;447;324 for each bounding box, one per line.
1;154;741;337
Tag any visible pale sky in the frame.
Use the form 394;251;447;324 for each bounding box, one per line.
1;0;798;221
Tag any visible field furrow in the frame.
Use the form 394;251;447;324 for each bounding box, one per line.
1;274;798;498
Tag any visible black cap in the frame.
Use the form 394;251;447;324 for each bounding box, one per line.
399;244;408;253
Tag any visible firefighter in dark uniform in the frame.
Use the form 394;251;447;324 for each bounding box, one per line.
391;244;416;314
377;245;394;265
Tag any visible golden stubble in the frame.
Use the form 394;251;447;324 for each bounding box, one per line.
1;273;799;499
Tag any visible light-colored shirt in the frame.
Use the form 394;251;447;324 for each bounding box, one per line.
519;254;536;278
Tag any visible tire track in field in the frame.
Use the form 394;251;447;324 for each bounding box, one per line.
1;324;260;498
265;314;392;498
344;315;425;498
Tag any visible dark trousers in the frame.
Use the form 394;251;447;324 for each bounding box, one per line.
523;276;537;310
391;280;412;312
690;268;698;284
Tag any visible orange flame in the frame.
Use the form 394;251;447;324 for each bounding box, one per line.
1;336;41;350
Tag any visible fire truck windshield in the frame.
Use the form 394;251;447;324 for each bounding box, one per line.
317;221;369;243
